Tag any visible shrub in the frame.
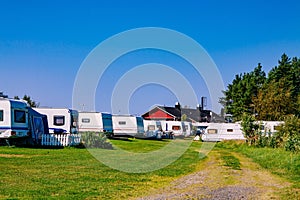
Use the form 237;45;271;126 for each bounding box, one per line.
273;115;300;152
80;132;113;149
241;113;259;145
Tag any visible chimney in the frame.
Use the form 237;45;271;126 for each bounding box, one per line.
197;103;202;111
175;102;181;110
201;97;207;110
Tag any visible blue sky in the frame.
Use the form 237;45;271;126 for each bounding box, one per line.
1;0;300;114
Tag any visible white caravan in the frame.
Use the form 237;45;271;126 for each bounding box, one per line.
34;108;79;134
78;112;113;135
183;122;193;137
201;123;245;142
257;121;284;135
192;122;210;131
160;121;187;137
112;115;144;137
0;98;49;142
0;98;30;138
143;120;163;138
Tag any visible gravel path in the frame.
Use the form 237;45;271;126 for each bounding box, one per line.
137;150;291;200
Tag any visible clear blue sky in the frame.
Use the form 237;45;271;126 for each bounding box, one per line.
1;0;300;114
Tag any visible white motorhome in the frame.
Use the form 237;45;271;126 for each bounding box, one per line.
143;120;163;138
0;98;48;142
112;115;144;137
34;108;79;134
201;123;245;142
78;112;113;135
160;121;187;137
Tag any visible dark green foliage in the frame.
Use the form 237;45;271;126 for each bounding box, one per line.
222;54;300;121
80;132;113;149
240;113;259;145
276;115;300;152
241;114;300;153
222;63;266;121
14;94;39;107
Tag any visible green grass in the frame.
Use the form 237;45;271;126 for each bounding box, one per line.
219;152;241;170
1;139;299;199
216;141;300;198
0;139;203;199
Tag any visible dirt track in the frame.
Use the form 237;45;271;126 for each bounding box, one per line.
138;148;292;200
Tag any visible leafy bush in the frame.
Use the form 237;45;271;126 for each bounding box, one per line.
277;115;300;152
241;113;259;145
80;132;113;149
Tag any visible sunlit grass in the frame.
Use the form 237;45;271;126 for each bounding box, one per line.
0;139;203;199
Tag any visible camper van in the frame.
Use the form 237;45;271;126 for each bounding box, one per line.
201;123;245;142
143;120;163;139
160;121;187;137
112;115;144;137
78;112;113;135
0;98;48;142
34;108;79;134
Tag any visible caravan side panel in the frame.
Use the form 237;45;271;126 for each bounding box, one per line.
79;112;103;132
34;108;78;134
202;123;245;141
112;115;140;137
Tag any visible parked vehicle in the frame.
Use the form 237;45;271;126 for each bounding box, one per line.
78;112;113;136
142;120;163;139
160;120;187;137
112;115;144;137
183;121;193;137
0;98;49;143
256;121;284;136
201;123;245;142
33;108;79;134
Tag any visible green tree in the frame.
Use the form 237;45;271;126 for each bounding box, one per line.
222;63;266;121
14;95;39;107
254;54;300;119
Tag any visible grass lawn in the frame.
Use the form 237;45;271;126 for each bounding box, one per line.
0;138;203;199
0;138;299;199
216;141;300;199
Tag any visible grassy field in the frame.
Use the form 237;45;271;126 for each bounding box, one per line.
215;141;300;198
0;139;299;199
0;138;203;199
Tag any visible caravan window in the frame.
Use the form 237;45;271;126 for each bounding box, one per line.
148;125;155;131
82;118;90;123
14;110;26;123
0;110;3;121
207;129;218;134
54;116;65;126
172;126;181;130
227;129;233;132
119;121;126;125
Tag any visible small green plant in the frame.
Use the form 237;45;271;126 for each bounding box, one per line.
80;132;113;149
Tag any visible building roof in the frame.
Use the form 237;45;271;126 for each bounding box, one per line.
142;103;225;123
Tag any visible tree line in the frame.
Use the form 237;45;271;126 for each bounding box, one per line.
220;53;300;121
220;53;300;152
